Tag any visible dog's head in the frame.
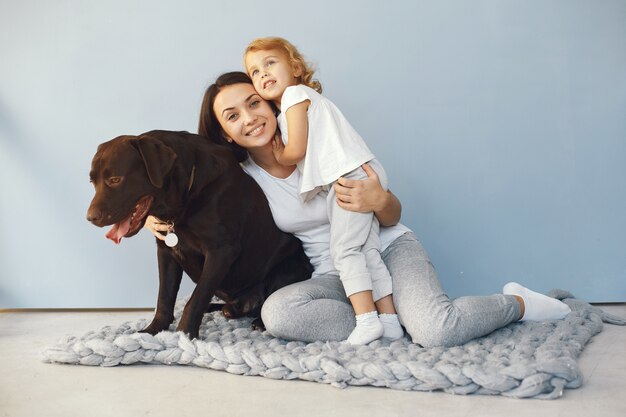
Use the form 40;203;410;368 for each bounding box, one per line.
86;135;176;244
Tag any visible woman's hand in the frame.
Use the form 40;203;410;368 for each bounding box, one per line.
334;163;402;226
335;163;387;212
144;215;167;241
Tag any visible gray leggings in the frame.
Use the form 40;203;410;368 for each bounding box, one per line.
328;159;392;300
261;232;521;348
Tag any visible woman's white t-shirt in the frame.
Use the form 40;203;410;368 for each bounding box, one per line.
241;158;410;277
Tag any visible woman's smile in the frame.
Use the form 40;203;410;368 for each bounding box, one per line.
246;123;266;136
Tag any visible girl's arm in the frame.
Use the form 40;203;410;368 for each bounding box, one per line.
274;100;310;166
334;163;402;227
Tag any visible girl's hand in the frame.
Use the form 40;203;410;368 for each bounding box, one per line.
272;134;285;163
144;215;167;241
334;163;387;213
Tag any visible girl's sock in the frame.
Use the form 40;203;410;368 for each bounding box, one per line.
379;313;404;340
347;311;383;345
503;282;571;321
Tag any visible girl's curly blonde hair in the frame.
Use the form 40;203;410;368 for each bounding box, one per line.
244;37;322;94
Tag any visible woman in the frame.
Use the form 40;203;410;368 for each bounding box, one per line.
146;72;571;347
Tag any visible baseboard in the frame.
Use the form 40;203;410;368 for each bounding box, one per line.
0;308;154;313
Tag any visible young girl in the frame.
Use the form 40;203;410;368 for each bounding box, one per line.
244;37;404;345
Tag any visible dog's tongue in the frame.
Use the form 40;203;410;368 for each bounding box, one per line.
105;215;132;244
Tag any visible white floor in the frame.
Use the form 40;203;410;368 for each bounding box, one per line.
1;305;625;417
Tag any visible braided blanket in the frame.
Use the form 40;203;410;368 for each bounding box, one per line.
42;290;624;399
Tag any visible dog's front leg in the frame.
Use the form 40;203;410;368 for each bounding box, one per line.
141;245;184;335
176;249;236;339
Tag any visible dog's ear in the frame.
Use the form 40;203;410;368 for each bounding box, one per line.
131;137;177;188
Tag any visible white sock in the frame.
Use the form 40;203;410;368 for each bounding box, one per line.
347;311;383;345
379;313;404;340
503;282;571;322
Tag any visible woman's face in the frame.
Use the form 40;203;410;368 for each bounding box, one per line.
213;83;277;151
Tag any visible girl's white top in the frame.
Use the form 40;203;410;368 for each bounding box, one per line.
278;85;375;201
241;158;410;277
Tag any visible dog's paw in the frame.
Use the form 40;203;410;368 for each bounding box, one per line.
140;317;173;335
175;323;200;340
251;317;265;331
139;325;162;335
222;305;233;319
177;329;200;340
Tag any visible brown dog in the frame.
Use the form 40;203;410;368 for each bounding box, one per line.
87;130;312;339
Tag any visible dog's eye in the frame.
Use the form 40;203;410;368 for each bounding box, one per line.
106;177;123;187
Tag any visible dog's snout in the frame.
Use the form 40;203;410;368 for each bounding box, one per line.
86;207;102;223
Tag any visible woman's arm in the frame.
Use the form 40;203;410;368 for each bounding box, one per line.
334;163;402;227
274;100;310;165
144;215;167;241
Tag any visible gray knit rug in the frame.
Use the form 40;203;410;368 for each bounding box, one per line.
42;290;624;399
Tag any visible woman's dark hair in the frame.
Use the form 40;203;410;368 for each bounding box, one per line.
198;71;252;162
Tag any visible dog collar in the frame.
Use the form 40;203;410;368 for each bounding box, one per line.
164;165;195;248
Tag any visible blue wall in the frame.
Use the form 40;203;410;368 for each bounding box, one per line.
1;0;624;307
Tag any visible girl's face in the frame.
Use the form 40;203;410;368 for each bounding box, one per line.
213;83;277;150
245;49;301;106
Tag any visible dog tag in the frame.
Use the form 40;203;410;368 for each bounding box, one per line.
165;232;178;247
